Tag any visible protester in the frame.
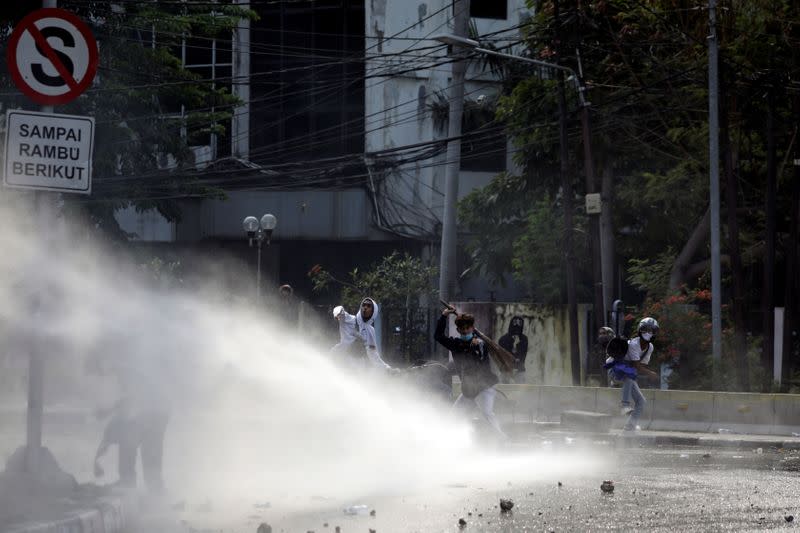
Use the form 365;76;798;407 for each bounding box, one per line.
332;297;392;371
277;284;300;328
498;316;529;382
93;400;136;486
597;326;619;387
618;317;660;431
434;307;506;440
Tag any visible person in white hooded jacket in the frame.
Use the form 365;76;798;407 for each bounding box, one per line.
332;297;392;371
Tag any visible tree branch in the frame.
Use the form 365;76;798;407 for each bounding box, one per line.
668;206;711;291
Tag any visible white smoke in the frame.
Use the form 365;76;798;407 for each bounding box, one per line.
0;195;603;516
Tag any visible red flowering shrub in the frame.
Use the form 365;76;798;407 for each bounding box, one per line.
628;288;735;390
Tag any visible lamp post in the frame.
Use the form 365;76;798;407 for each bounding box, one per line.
433;33;599;384
243;213;277;302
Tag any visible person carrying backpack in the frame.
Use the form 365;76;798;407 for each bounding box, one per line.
604;318;660;431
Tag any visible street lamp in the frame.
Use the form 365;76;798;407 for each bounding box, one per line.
242;213;277;301
433;32;604;384
431;34;587;104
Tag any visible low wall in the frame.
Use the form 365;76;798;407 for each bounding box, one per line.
453;383;800;435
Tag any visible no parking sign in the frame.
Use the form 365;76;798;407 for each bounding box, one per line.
6;8;98;106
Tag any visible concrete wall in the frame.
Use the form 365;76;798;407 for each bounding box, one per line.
453;301;592;385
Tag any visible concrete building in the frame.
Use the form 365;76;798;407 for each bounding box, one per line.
115;0;531;302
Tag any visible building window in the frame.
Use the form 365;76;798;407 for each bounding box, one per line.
249;0;365;164
181;30;234;158
470;0;507;20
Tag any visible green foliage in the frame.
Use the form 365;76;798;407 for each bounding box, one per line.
459;172;533;288
308;252;438;311
626;250;676;297
460;0;800;311
139;257;183;288
510;196;590;303
0;2;257;236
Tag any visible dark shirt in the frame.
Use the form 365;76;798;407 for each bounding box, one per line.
434;314;498;398
498;333;528;372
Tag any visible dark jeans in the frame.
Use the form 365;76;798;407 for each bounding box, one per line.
117;410;169;490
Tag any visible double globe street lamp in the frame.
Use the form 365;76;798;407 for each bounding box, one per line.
242;213;277;302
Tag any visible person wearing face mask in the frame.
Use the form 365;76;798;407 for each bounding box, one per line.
434;307;506;440
620;317;660;431
498;316;529;382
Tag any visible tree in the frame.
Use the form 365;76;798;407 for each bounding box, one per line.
458;0;800;389
309;252;438;361
0;1;256;236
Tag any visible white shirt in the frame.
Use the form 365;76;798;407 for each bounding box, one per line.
624;337;654;365
360;324;391;370
334;310;359;347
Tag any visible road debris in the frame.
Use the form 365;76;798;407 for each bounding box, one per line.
601;480;615;493
500;499;514;512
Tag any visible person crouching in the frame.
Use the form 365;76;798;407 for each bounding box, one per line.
435;307;507;440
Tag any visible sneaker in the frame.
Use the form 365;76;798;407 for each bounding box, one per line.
620;406;633;416
623;424;641;432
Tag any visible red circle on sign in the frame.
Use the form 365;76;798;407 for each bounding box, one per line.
6;8;98;106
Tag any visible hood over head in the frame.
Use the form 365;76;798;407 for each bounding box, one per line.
356;297;379;329
508;315;524;335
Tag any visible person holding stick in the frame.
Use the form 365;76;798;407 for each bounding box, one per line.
434;305;507;440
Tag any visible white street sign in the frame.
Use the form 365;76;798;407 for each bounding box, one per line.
3;109;94;194
585;192;601;215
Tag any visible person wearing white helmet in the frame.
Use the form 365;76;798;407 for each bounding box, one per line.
620;317;660;431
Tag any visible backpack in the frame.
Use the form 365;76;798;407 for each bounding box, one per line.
606;336;629;362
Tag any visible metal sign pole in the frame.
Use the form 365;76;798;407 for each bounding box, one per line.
25;0;58;476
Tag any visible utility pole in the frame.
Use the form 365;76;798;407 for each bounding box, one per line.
576;50;605;329
784;93;800;384
576;0;606;330
720;61;749;390
763;79;777;389
437;0;470;303
708;0;722;390
554;0;581;385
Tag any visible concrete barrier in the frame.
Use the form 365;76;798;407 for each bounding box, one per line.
497;384;540;423
474;384;800;435
773;395;800;436
561;410;612;433
710;392;775;435
536;386;596;422
595;386;620;415
648;390;714;432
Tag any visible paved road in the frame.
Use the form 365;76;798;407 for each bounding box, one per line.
4;414;800;532
150;444;800;533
